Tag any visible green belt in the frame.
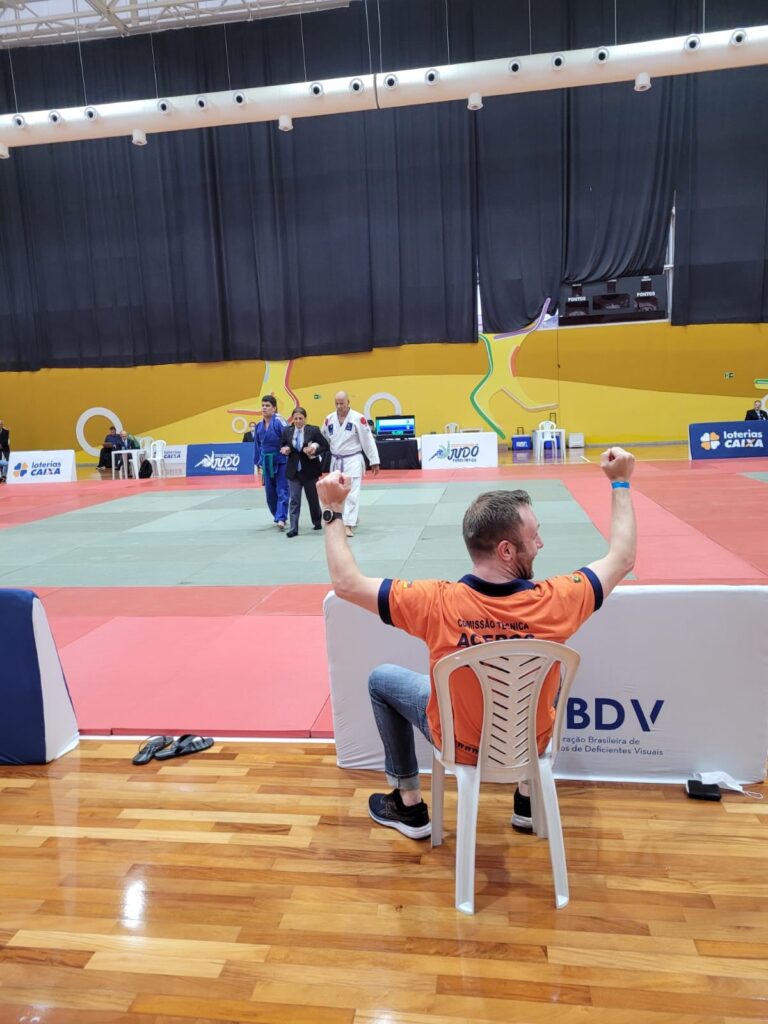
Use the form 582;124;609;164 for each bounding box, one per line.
261;451;279;480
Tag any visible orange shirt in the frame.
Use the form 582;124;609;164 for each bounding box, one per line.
378;571;601;762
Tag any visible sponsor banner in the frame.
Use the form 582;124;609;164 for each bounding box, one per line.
556;586;768;782
327;585;768;784
161;444;188;478
6;450;77;485
421;432;498;470
185;443;253;477
689;420;768;460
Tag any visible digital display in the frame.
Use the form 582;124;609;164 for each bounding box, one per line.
375;415;416;438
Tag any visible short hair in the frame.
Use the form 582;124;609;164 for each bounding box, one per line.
293;406;307;417
261;395;277;408
462;490;532;558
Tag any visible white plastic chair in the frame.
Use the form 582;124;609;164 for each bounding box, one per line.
139;436;153;451
534;419;563;462
148;439;167;477
430;638;580;914
445;422;459;433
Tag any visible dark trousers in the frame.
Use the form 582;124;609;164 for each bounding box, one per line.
288;473;322;533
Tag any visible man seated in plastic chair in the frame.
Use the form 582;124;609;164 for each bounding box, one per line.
317;447;637;840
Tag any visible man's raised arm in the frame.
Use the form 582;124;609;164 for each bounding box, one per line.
317;471;382;614
586;446;637;599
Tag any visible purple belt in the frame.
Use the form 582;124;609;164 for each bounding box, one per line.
331;450;363;472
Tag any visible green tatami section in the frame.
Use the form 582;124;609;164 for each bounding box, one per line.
0;481;609;587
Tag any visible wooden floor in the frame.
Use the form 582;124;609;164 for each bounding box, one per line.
1;742;767;1023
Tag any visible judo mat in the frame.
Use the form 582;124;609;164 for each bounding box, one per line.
0;456;766;736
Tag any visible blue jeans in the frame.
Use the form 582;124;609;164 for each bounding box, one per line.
368;664;432;791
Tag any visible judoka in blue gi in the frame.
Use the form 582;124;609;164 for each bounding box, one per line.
253;395;289;529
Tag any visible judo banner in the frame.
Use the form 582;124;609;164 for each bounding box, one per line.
185;443;253;477
6;449;77;484
421;432;499;470
688;421;768;460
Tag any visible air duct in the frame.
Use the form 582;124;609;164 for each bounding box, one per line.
0;25;766;152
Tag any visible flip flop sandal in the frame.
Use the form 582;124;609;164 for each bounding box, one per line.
153;734;215;760
132;735;174;765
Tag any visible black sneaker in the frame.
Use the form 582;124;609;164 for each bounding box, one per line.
368;789;431;839
511;788;533;833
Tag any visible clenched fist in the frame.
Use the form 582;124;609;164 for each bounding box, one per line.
317;470;351;512
600;446;635;483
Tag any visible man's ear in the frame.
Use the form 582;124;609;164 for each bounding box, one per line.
496;538;513;562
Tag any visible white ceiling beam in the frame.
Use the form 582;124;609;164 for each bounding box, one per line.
83;0;127;34
1;26;766;150
0;0;347;44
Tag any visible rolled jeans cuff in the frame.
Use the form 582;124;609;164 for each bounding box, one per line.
386;771;422;791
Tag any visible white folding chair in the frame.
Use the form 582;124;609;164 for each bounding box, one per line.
148;439;167;477
534;419;562;461
445;422;460;433
431;638;580;914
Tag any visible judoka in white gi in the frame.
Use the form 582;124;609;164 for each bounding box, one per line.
322;391;380;536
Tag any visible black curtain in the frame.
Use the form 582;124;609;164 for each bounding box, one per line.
2;0;768;369
672;0;768;323
474;0;698;331
472;0;568;330
562;1;697;286
0;1;477;370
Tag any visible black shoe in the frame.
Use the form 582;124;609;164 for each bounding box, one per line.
368;789;431;839
511;788;533;833
286;530;298;538
313;523;322;530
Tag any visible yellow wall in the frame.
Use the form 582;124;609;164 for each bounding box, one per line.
1;322;766;457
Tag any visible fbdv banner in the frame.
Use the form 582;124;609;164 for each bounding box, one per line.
689;421;768;460
185;443;253;477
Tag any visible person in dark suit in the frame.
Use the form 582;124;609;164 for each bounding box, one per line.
115;429;140;476
97;425;121;470
0;420;9;481
280;407;329;537
745;401;768;421
242;421;258;442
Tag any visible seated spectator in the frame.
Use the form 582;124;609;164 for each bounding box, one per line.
114;430;141;477
243;421;258;442
317;447;636;839
120;430;139;449
745;401;768;422
97;426;121;471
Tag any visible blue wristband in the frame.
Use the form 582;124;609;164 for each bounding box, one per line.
611;481;630;489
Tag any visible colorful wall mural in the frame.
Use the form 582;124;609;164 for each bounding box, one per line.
1;320;766;458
